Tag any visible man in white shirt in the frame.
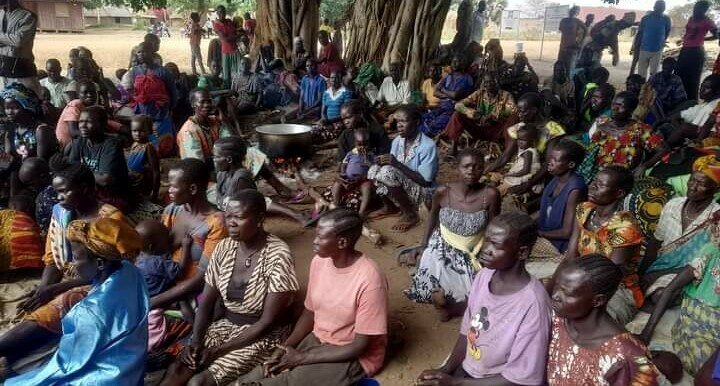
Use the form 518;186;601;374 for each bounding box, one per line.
39;59;70;109
376;62;411;111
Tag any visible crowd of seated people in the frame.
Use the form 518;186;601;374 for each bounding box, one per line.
2;3;720;385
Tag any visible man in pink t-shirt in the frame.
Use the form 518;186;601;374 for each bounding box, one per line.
237;209;389;386
417;212;552;386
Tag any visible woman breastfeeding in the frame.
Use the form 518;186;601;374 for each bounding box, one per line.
6;218;148;385
547;254;660;385
160;189;299;386
148;158;227;351
0;156;126;363
404;148;500;321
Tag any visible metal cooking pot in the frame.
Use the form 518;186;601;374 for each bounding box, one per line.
255;124;314;159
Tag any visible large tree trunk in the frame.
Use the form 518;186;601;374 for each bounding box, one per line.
255;0;319;65
344;0;401;67
346;0;450;89
450;0;473;52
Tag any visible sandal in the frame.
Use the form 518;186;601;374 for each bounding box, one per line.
396;245;422;267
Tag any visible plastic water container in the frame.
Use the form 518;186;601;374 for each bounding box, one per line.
357;378;380;386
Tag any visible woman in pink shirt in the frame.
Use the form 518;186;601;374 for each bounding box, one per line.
212;5;240;88
676;0;718;100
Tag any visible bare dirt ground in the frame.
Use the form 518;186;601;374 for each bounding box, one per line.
27;29;683;385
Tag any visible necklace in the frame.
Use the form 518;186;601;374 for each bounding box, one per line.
244;251;256;268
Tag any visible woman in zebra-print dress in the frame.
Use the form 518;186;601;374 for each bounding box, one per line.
159;189;300;386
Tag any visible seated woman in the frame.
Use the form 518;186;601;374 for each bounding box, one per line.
531;140;587;264
317;30;344;78
548;254;660;385
211;137;305;223
159;190;299;386
416;213;551;386
335;100;391;161
123;42;177;157
0;158;125;364
148;159;228;351
56;81;125;149
420;61;442;114
639;214;720;378
315;70;352;144
0;195;44;272
1;83;56;163
197;60;225;91
576;83;614;137
441;72;517;157
641;155;720;309
404;149;500;321
367;104;438;232
660;74;720;148
579;91;669;184
542;61;576;112
230;56;263;115
6;218;148;385
419;55;474;137
566;166;645;326
68;106;130;212
486;92;566;202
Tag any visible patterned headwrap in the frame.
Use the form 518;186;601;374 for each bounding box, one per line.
66;218;142;261
0;82;40;115
693;155;720;185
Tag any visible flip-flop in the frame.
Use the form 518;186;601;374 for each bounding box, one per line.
367;209;402;221
281;190;310;205
303;207;327;228
395;245;422;267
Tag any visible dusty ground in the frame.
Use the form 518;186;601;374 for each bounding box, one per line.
10;29;691;385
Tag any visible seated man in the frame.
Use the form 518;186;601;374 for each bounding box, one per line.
441;72;517;156
237;209;388;386
541;61;575;111
661;74;720;147
283;59;326;122
368;105;438;232
416;212;551;386
373;61;412;121
40;59;71;110
649;57;688;114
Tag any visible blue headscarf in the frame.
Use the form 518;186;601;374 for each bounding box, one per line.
1;82;40;115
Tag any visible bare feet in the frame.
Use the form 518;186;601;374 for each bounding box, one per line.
367;208;401;220
391;213;419;233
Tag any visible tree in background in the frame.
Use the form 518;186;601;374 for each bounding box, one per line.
320;0;352;23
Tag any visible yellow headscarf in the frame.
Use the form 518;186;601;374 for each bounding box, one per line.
66;218;142;261
693;155;720;185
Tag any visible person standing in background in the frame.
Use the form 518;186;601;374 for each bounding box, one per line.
188;12;206;76
243;12;256;45
470;1;486;46
558;6;586;73
213;5;240;88
635;1;671;79
0;0;38;94
676;0;717;100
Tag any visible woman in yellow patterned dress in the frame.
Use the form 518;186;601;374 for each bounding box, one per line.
566;166;645;326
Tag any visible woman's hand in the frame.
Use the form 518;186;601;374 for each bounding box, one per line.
266;345;307;375
18;285;58;313
375;154;396;167
416;369;455;386
263;347;285;377
181;342;215;370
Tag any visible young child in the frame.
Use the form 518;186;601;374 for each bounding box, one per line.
134;219;193;321
491;125;542;196
331;128;375;217
126;114;160;202
416;212;552;385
